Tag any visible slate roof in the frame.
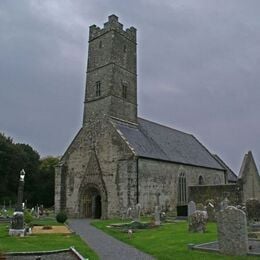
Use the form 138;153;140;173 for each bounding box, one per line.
213;154;238;182
111;117;224;170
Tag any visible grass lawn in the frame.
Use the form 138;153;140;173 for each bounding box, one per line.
92;219;258;260
0;221;98;259
31;217;63;226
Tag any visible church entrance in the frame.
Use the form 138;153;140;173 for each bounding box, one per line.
81;187;102;218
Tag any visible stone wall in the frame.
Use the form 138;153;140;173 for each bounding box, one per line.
189;184;241;206
138;158;225;214
55;118;135;218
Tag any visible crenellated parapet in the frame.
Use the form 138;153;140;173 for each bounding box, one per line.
89;14;136;42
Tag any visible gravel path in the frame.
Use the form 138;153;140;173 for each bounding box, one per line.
68;219;155;260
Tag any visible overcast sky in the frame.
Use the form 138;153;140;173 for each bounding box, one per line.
1;0;259;173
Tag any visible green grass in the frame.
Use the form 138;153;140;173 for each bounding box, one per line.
0;223;98;260
92;220;259;260
31;217;63;226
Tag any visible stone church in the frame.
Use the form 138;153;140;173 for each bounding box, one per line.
55;15;241;219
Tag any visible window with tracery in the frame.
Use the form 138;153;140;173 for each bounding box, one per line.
178;172;187;205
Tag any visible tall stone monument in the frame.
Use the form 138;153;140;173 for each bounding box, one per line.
217;206;248;256
9;169;26;236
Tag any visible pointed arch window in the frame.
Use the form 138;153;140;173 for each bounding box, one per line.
178;172;187;205
198;175;204;185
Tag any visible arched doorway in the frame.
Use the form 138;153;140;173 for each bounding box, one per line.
81;187;102;218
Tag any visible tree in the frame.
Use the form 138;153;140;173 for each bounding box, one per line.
36;156;59;207
0;133;59;208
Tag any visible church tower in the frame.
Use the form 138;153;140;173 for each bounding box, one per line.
83;15;137;124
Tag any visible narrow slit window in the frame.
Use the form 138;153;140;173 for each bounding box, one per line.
96;81;101;97
99;41;102;48
123;45;127;53
122;84;127;99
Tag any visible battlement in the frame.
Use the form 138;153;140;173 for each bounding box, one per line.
89;15;136;42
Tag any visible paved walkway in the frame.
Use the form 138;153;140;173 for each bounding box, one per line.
69;219;155;260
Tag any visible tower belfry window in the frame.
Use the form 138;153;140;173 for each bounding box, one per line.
96;81;101;97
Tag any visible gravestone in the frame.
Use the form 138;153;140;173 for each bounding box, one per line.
220;197;229;210
188;201;196;216
126;207;132;219
135;203;141;221
154;206;161;226
9;212;25;236
188;210;208;233
132;204;141;222
217;206;248;256
206;202;216;221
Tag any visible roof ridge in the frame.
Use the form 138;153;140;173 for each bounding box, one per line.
214;154;237;177
190;134;224;170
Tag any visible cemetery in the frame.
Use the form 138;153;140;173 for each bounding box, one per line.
1;170;260;259
0;169;97;260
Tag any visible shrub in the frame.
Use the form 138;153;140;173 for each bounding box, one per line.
24;210;34;224
56;211;67;223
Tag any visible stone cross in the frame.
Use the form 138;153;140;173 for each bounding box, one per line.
188;201;196;216
217;206;248;256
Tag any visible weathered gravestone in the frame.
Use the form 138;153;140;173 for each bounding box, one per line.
132;203;141;222
9;212;25;236
188;210;208;233
217;206;248;256
220;197;229;210
188;201;196;216
126;207;132;219
154;206;161;226
206;203;216;221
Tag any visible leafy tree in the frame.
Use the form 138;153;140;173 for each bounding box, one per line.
0;133;59;208
35;156;59;207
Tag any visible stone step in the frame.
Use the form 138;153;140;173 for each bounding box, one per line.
175;216;188;220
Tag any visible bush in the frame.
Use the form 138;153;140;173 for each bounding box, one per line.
56;212;67;223
24;210;34;224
